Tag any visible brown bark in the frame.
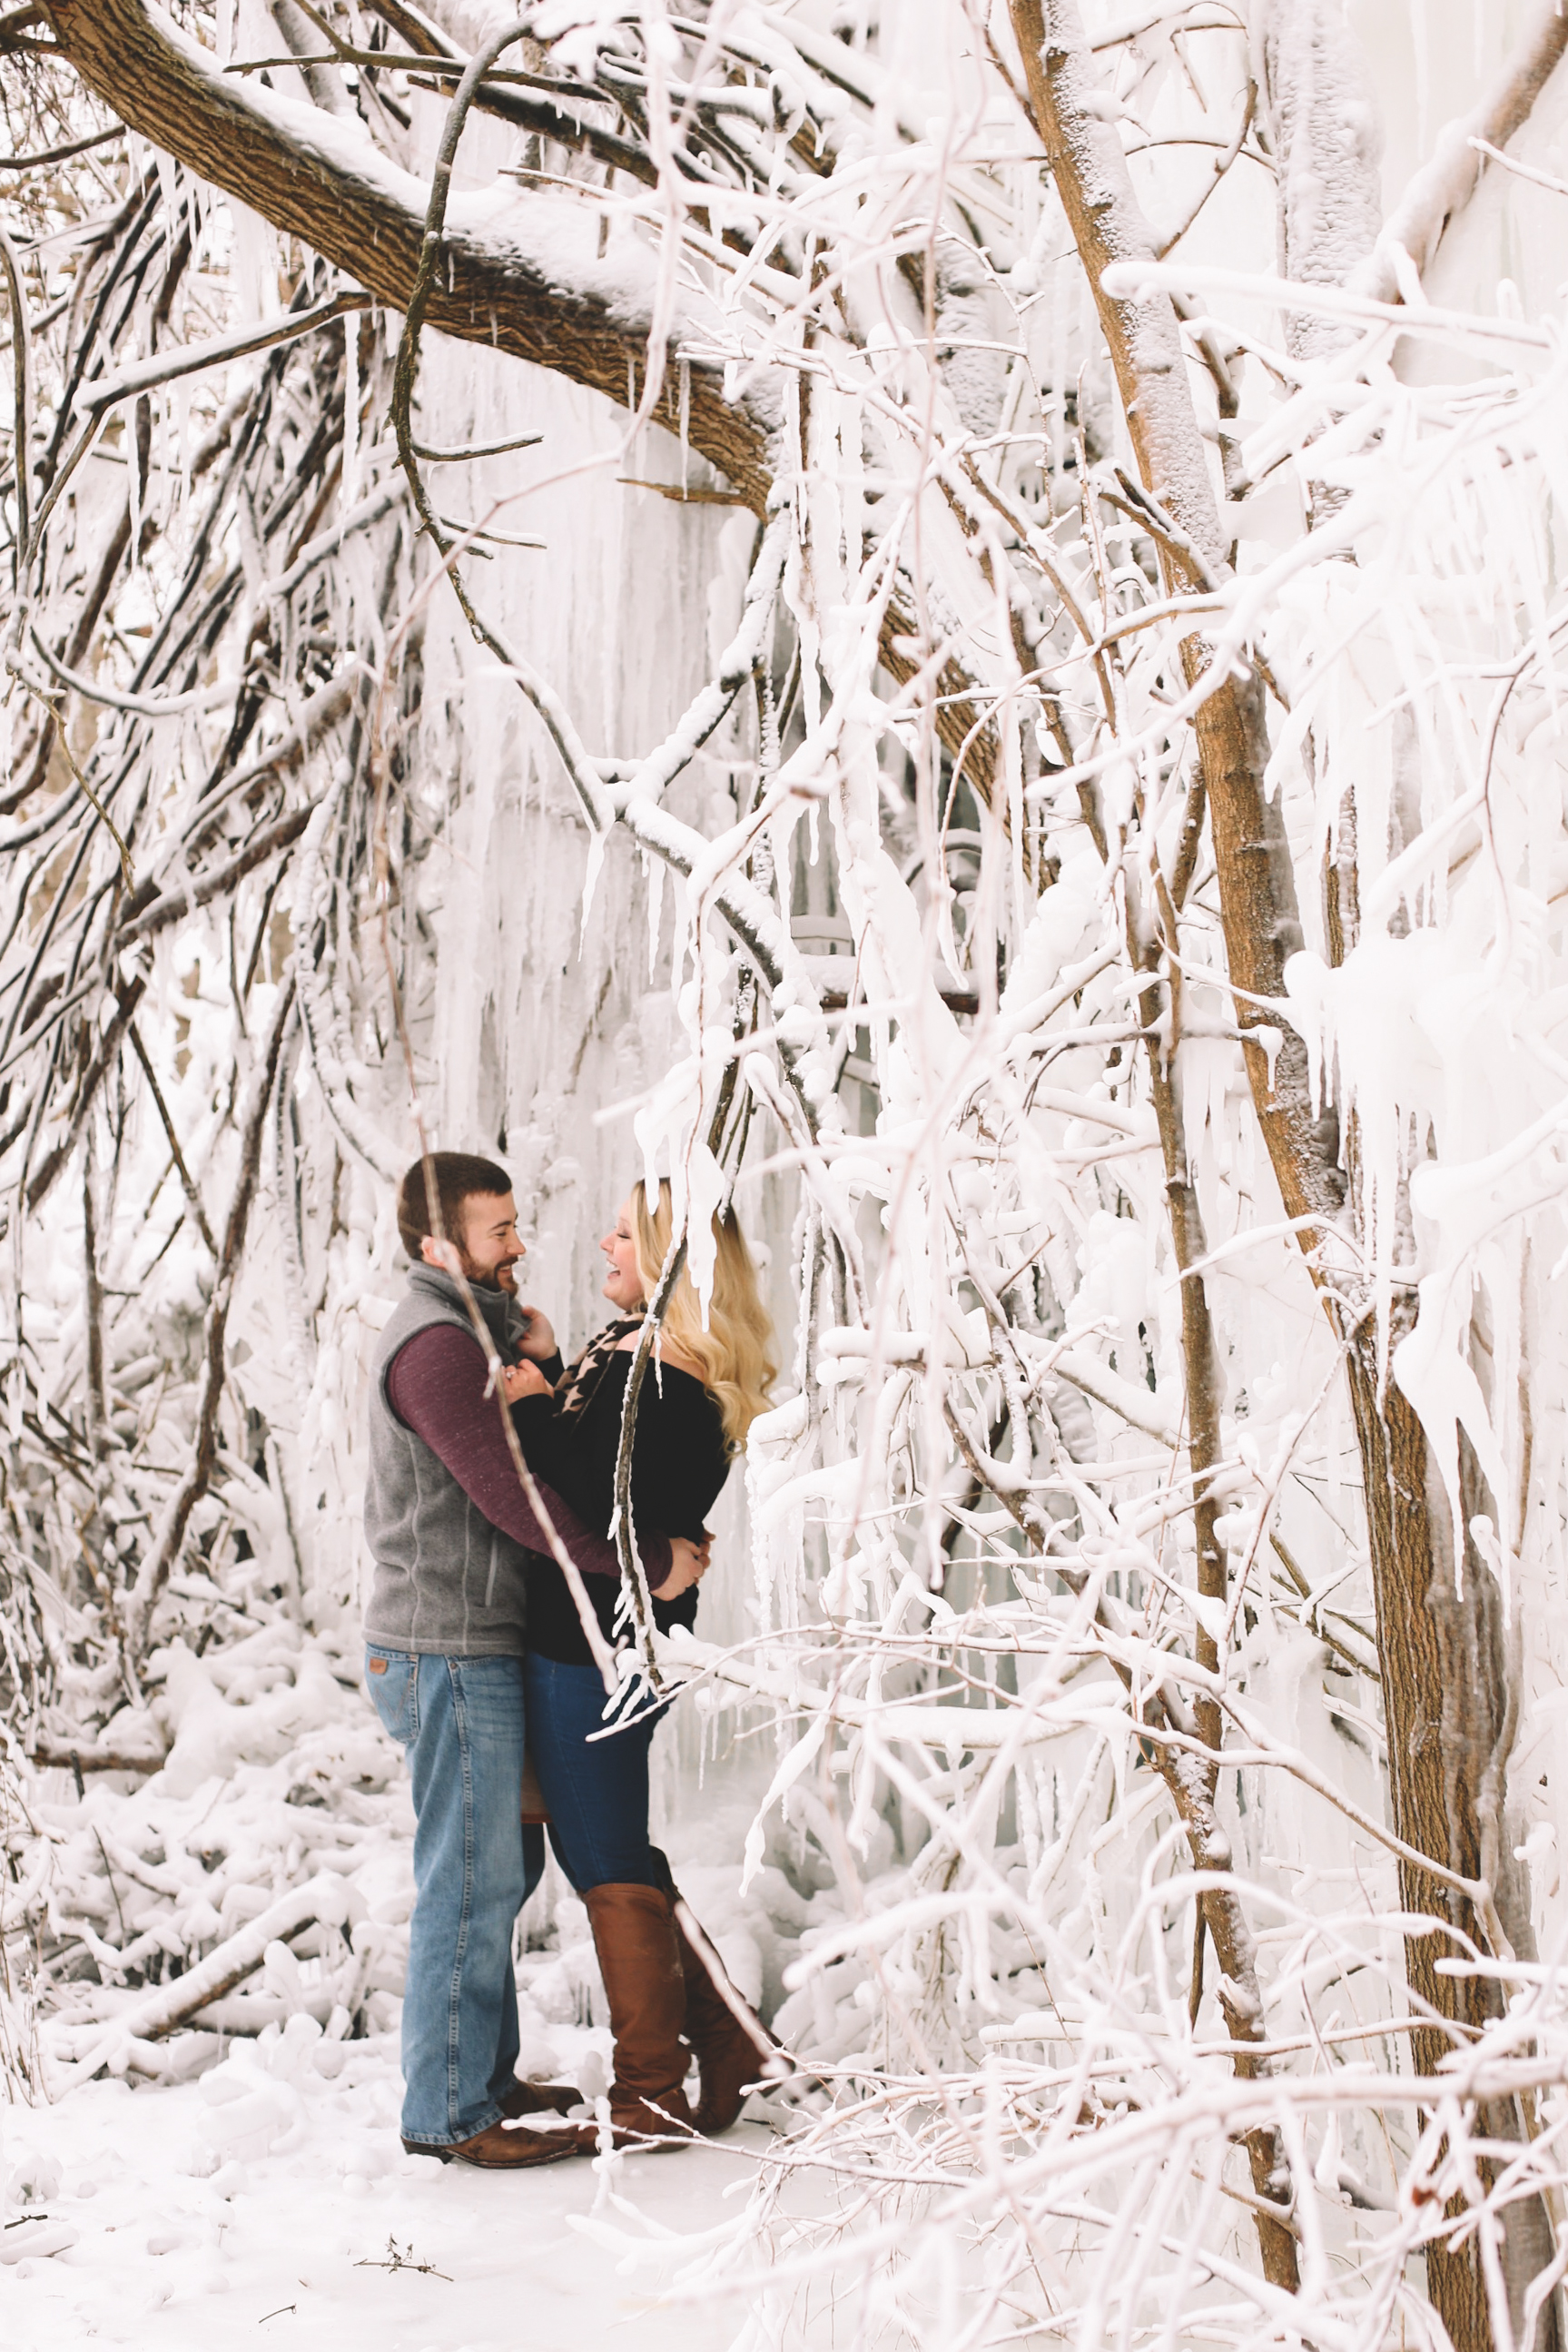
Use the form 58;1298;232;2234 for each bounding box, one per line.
81;1133;108;1472
1350;1358;1560;2347
27;1739;164;1774
43;0;772;504
1117;789;1297;2284
1133;859;1226;1750
1147;1723;1299;2290
24;971;146;1214
4;496;133;817
116;805;313;944
1010;0;1343;1240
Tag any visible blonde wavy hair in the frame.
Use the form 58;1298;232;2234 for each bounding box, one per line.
630;1180;778;1451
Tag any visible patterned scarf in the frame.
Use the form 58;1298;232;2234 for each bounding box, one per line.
553;1317;642;1418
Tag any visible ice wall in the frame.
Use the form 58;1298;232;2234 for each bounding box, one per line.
404;335;795;1669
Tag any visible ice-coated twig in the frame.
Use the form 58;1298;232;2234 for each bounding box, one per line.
124;975;298;1653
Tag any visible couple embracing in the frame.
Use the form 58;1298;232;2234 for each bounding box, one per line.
360;1151;778;2169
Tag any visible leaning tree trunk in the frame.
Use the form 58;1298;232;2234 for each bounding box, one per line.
1010;1;1562;2341
1347;1332;1559;2347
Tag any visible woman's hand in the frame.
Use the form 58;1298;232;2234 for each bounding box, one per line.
658;1535;711;1599
501;1359;552;1403
516;1305;557;1361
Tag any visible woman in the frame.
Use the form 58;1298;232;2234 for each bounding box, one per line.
504;1180;779;2147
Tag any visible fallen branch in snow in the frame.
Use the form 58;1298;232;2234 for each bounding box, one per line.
354;2236;451;2280
50;1870;350;2087
26;1738;164;1775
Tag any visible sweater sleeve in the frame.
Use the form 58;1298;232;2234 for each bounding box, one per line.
386;1326;672;1587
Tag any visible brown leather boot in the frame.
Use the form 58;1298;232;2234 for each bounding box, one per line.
402;2115;592;2168
583;1883;695;2150
669;1896;777;2136
498;2077;581;2120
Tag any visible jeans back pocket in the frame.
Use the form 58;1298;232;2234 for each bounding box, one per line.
364;1646;419;1744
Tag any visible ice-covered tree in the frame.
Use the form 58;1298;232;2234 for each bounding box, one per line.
5;4;1568;2347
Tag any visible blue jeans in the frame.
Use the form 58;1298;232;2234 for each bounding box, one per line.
364;1647;545;2147
524;1654;666;1892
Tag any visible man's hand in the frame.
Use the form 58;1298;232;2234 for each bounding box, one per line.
501;1359;552;1403
659;1536;711;1600
516;1305;557;1362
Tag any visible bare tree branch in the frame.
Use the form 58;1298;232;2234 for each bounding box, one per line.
123;974;297;1654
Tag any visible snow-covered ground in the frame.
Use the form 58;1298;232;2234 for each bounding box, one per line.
3;2060;777;2349
4;1626;857;2348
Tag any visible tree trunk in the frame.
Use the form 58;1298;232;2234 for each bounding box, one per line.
1348;1349;1561;2351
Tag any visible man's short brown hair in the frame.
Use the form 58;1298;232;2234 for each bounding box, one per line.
397;1152;512;1262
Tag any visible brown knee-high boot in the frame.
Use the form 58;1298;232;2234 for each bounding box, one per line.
668;1895;779;2136
583;1883;695;2149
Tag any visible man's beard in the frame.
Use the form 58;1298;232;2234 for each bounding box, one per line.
464;1256;518;1293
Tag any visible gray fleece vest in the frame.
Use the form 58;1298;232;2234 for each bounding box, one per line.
361;1264;532;1657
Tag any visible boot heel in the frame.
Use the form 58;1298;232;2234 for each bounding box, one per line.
671;1892;779;2137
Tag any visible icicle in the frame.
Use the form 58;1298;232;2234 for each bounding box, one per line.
128;403;144;577
578;825;606;949
646;846;664;979
341;310;360;509
154;150;180;236
1411;0;1431;159
678;354;691;493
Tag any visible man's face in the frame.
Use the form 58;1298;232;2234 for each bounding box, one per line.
459;1192;525;1291
422;1191;525;1292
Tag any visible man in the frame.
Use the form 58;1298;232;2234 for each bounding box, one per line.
362;1151;701;2169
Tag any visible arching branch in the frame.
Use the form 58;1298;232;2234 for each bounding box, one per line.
39;0;1004;793
42;0;774;508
